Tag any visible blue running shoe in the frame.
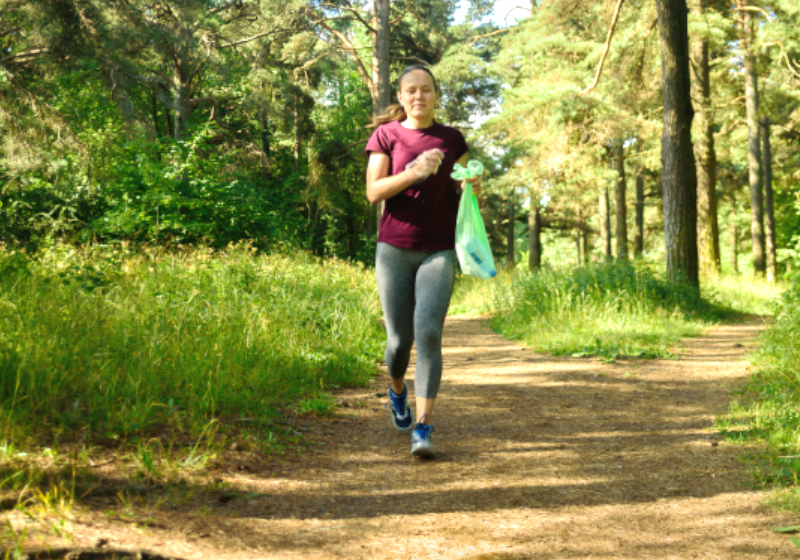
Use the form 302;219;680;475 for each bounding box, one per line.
386;384;413;433
410;418;435;458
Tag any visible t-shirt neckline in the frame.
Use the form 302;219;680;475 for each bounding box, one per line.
397;120;438;132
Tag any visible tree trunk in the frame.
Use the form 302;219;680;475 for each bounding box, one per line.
164;100;174;139
371;0;391;114
741;8;765;276
582;227;589;265
576;206;586;266
308;206;321;253
261;110;273;181
150;89;162;138
172;57;193;141
656;0;699;285
528;204;542;271
371;0;391;231
507;194;515;268
600;186;612;259
730;189;739;274
690;0;721;275
635;171;645;256
294;111;302;188
761;119;776;283
614;141;628;260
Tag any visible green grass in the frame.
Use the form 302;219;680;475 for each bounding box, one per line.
700;273;782;316
0;243;384;448
451;260;782;361
0;243;386;541
717;275;800;508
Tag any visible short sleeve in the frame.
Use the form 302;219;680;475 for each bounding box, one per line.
454;130;468;161
365;125;392;157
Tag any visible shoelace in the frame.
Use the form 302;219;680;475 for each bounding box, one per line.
387;387;408;414
415;415;434;436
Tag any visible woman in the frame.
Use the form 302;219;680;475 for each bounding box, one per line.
365;65;482;458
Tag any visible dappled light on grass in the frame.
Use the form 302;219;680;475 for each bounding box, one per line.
701;274;785;317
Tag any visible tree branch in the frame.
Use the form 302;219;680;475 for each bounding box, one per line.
219;29;284;49
468;28;509;46
762;41;800;79
733;5;774;21
579;0;626;96
209;0;242;15
318;1;375;33
0;48;51;64
303;7;373;91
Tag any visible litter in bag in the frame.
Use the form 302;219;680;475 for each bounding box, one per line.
455;182;496;279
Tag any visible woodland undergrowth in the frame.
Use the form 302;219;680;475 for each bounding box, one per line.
717;274;800;510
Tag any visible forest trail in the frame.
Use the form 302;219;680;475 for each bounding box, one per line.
22;317;800;559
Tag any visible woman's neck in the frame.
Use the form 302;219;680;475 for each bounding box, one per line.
401;115;434;129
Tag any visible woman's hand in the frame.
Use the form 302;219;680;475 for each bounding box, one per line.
455;153;482;196
464;174;482;196
408;149;444;181
367;150;443;205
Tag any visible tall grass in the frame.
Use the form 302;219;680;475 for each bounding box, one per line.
452;260;781;360
701;273;781;316
0;244;384;445
717;276;800;503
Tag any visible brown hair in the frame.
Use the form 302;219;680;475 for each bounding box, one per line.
368;65;439;128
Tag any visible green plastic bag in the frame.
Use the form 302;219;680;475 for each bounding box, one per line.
455;182;496;279
451;160;484;180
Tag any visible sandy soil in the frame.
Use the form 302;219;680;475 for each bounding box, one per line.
5;316;798;559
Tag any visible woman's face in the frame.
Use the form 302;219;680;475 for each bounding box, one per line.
397;69;439;121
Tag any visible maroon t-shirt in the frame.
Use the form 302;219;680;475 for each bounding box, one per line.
366;120;468;251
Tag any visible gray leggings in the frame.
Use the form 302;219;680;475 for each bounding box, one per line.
376;242;456;399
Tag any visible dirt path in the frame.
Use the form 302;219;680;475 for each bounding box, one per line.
12;317;799;559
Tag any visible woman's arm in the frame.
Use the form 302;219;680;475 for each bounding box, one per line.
366;150;443;205
366;153;415;205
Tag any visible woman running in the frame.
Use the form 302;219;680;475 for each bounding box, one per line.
365;65;482;458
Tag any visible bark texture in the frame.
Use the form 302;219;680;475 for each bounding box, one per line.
635;171;645;256
614;142;628;260
600;186;612;259
371;0;391;114
529;204;542;271
741;8;765;276
690;0;721;274
507;196;516;268
170;5;196;141
761;120;776;283
656;0;699;285
729;190;739;274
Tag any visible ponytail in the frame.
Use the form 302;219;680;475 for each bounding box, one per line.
368;103;407;128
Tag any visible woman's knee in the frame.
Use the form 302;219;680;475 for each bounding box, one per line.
386;334;414;357
414;323;443;350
